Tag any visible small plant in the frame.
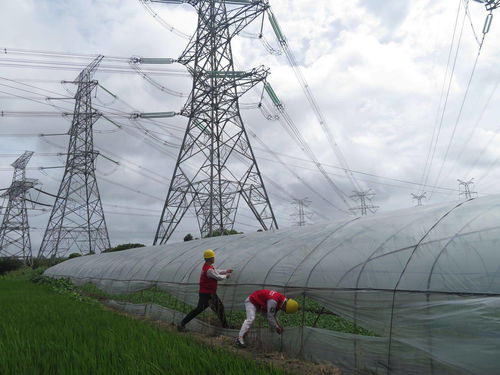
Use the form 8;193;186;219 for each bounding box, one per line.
68;253;82;259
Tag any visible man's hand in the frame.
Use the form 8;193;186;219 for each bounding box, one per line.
276;325;283;335
226;269;233;273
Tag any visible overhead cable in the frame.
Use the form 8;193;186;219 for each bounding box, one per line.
430;6;491;198
266;8;361;193
419;2;467;194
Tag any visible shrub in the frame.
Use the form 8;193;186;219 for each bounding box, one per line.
183;233;193;242
0;257;23;275
31;257;66;269
102;243;145;253
68;253;82;259
204;229;242;238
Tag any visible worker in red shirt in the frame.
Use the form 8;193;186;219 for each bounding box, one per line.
177;249;233;331
235;289;299;348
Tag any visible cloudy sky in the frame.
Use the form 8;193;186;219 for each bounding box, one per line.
1;0;500;254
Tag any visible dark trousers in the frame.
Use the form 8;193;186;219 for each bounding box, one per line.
180;293;229;328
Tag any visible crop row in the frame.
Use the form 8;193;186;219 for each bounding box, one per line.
80;283;376;336
0;279;285;375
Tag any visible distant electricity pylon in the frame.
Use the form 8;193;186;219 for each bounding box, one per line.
153;0;278;244
38;56;111;259
350;190;378;216
0;151;39;265
291;198;312;227
411;192;426;207
458;179;477;200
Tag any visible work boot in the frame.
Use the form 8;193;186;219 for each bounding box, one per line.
235;337;246;348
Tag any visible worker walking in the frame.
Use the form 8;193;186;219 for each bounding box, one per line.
235;289;299;348
177;249;232;331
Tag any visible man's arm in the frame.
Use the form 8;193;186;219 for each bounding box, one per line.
207;267;228;281
266;300;280;332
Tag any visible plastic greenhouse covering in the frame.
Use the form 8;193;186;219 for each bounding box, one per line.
45;195;500;374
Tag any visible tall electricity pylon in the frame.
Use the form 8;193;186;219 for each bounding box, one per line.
38;56;111;259
153;0;278;244
411;192;426;207
0;151;38;265
350;190;378;216
291;198;312;227
458;179;477;200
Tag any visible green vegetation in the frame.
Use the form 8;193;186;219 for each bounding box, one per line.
0;257;23;275
205;229;242;237
103;243;145;253
81;284;375;336
0;278;284;375
31;256;66;269
0;266;46;282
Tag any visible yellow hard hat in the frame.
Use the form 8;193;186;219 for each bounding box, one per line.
203;249;215;259
285;298;299;314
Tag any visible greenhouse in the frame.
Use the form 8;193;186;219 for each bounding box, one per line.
45;194;500;374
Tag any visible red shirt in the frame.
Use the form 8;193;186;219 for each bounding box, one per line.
199;263;218;294
249;289;286;311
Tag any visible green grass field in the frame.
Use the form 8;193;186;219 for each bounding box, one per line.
0;280;285;375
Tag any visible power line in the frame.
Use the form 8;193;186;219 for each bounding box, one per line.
253;147;459;193
266;8;362;193
430;3;493;198
420;0;467;194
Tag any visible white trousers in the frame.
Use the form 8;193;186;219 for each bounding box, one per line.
238;297;257;338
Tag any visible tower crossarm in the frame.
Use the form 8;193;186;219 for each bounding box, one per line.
181;65;269;117
177;0;269;65
11;151;34;170
1;180;39;199
473;0;500;11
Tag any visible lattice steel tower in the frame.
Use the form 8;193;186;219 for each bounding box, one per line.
153;0;278;244
291;198;312;227
38;56;110;258
411;192;426;207
0;151;38;264
458;179;477;200
350;190;378;216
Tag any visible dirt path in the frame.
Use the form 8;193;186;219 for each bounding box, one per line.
106;305;342;375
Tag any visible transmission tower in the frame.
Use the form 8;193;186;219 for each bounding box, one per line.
38;56;111;259
349;190;378;216
411;192;426;207
0;151;39;265
458;179;477;200
291;198;312;227
153;0;278;244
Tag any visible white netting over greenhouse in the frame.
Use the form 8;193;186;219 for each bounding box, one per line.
45;195;500;374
